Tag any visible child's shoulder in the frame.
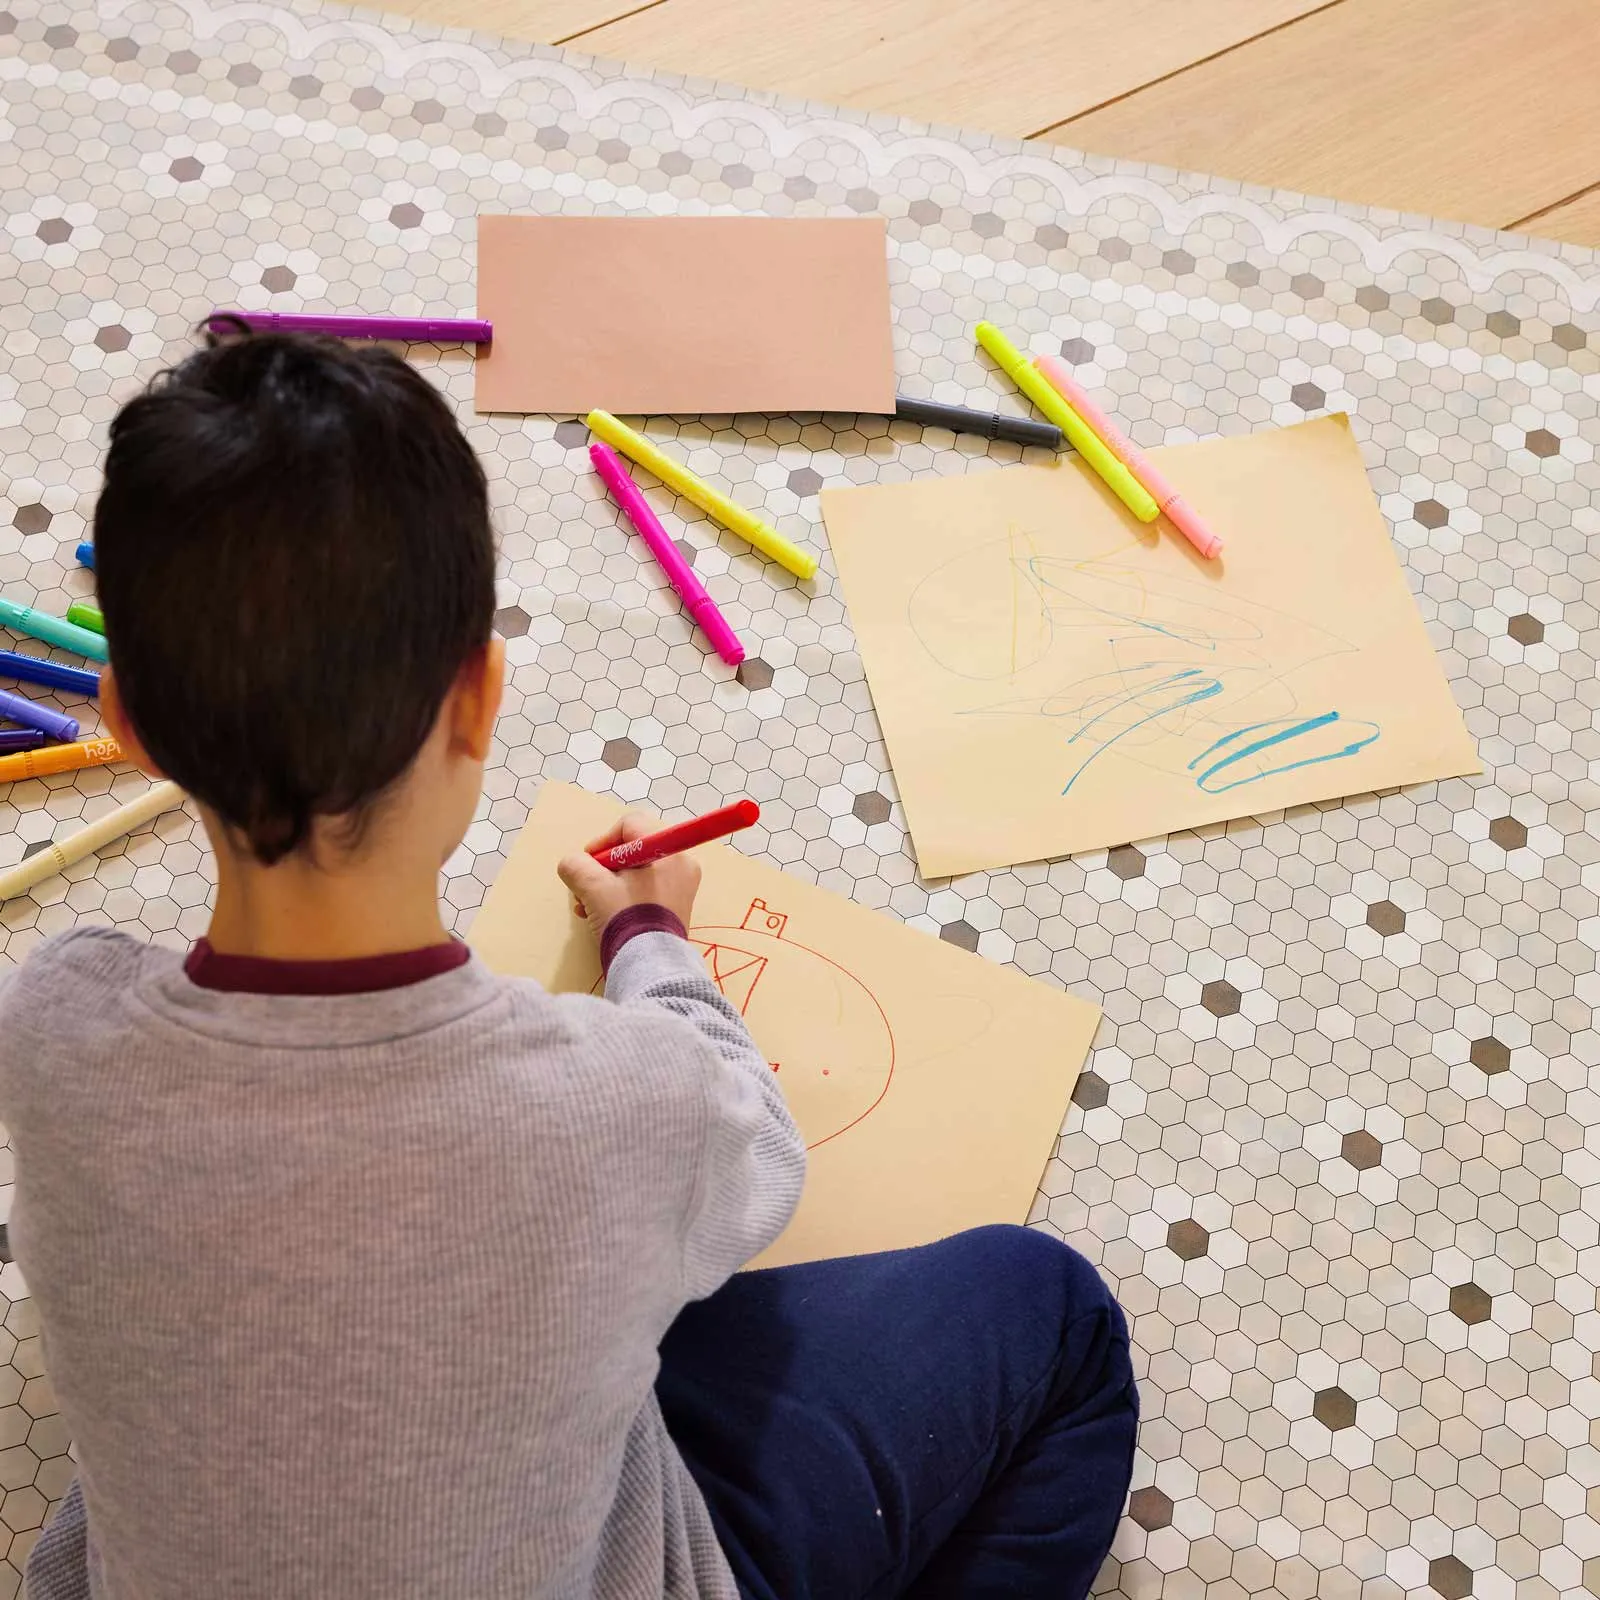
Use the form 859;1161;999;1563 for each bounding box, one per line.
24;923;171;977
1;926;176;1020
0;930;180;1113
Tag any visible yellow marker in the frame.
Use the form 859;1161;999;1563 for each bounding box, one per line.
585;410;819;581
974;323;1160;523
0;735;122;783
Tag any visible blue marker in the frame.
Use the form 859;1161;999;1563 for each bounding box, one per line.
0;729;46;755
76;543;94;571
0;651;100;698
0;688;78;743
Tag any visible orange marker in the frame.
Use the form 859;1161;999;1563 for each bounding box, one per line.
0;735;122;783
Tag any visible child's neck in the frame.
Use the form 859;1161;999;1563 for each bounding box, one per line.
205;837;451;963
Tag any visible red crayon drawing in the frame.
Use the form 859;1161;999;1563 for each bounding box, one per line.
593;897;894;1147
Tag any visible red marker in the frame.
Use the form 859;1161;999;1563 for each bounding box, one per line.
591;799;760;872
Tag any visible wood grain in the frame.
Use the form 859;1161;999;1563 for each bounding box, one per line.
1049;0;1600;233
1517;187;1600;250
373;0;657;44
565;0;1336;139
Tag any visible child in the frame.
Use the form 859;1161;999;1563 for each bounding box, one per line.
0;332;1137;1599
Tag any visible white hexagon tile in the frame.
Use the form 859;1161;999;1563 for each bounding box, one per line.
2;1;1600;1596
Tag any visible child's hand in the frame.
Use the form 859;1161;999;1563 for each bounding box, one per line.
557;814;701;933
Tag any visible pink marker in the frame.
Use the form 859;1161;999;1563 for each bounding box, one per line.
589;443;746;666
1033;354;1224;561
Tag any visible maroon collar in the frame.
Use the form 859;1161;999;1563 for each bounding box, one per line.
184;938;471;996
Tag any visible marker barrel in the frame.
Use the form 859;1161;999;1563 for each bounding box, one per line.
892;394;1062;451
0;690;78;743
974;323;1160;523
0;781;183;902
586;410;818;581
592;799;760;872
209;311;493;344
1034;354;1223;559
0;736;120;783
0;651;100;698
590;443;746;666
0;598;108;662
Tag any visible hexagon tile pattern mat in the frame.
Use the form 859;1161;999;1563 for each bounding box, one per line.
2;1;1600;1595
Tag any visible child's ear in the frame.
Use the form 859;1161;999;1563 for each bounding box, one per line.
450;638;504;763
99;668;166;777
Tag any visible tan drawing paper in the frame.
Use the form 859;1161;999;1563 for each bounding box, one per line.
474;215;896;416
471;782;1100;1269
821;414;1480;879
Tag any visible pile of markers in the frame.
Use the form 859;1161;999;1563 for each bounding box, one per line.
48;311;1223;699
0;589;118;783
203;309;1226;668
581;324;1224;665
45;310;1231;693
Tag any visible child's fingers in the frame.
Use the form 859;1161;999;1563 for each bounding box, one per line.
579;822;629;855
557;851;611;903
616;812;656;843
577;812;655;855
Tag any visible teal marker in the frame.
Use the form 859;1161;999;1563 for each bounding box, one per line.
0;597;108;663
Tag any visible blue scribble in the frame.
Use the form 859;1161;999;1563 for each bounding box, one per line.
1061;668;1224;794
1188;712;1381;793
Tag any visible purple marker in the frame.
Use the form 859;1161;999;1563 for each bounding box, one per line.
0;729;46;754
0;689;78;743
0;650;100;698
209;311;492;344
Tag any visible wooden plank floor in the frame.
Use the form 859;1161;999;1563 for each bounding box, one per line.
559;0;1337;143
384;0;1600;248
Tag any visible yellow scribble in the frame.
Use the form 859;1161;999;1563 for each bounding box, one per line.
1008;520;1020;675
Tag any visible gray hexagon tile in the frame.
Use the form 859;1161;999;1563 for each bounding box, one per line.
2;1;1599;1597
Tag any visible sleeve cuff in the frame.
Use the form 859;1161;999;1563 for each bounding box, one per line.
600;904;687;975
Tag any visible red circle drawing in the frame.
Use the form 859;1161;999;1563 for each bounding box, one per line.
595;919;895;1149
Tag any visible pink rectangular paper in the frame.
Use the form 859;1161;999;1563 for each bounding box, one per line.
474;215;896;416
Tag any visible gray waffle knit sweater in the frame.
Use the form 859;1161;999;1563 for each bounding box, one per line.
0;925;806;1599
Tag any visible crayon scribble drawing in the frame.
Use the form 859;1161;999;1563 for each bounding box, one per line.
822;416;1479;877
910;548;1382;798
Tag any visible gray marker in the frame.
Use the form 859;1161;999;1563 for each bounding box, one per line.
892;394;1062;450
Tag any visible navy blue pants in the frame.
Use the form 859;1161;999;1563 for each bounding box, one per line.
658;1225;1138;1599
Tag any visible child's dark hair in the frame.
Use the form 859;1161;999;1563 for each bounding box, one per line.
95;329;496;864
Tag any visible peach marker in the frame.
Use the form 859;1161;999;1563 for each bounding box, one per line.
1033;354;1224;560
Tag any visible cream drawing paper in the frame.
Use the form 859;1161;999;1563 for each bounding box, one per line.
821;415;1479;878
470;782;1101;1268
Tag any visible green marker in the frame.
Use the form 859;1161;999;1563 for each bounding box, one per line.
0;596;108;663
66;601;104;636
974;322;1160;523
